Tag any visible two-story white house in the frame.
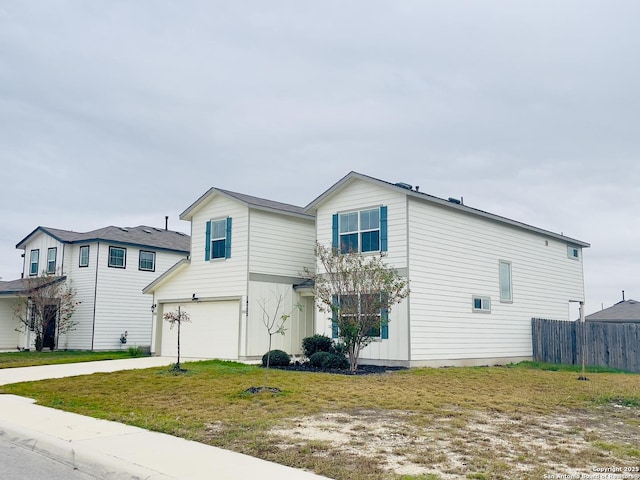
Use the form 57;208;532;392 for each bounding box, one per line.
143;189;316;360
306;172;589;367
0;225;190;351
145;172;588;367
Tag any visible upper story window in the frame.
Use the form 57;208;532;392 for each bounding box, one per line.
205;217;232;261
47;247;57;274
499;260;512;303
29;249;39;276
567;245;580;260
333;206;387;254
79;245;90;267
139;250;156;271
108;246;126;268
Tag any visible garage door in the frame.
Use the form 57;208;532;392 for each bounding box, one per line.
160;300;240;359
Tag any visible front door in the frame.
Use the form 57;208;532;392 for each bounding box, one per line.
43;305;57;350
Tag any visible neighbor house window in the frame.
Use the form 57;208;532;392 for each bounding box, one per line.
205;217;232;261
499;260;512;303
331;292;389;339
333;206;388;254
567;246;580;260
108;246;126;268
29;249;39;276
79;245;90;267
139;250;156;271
472;296;491;312
47;247;57;274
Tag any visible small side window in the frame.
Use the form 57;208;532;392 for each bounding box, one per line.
472;296;491;313
567;246;580;260
79;246;90;267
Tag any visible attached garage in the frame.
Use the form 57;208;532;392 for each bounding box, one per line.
159;300;240;360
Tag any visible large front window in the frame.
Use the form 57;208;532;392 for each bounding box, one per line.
333;292;388;339
339;208;380;254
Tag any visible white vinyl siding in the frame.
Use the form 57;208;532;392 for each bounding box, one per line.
92;245;187;350
407;197;585;363
21;233;64;278
248;210;316;278
0;299;21;349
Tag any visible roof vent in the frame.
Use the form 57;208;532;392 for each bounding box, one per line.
119;227;129;232
395;182;413;190
143;229;152;234
448;197;461;205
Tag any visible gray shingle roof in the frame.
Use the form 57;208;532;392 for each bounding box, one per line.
305;171;590;248
16;226;190;253
586;299;640;323
0;276;66;296
180;187;313;220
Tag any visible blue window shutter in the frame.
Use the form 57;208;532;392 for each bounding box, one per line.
225;217;232;259
205;221;211;261
332;214;339;250
331;294;339;338
380;206;388;252
381;292;389;339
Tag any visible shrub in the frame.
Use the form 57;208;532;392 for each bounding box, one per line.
127;346;142;357
262;349;290;367
330;342;347;357
309;351;349;370
302;334;333;357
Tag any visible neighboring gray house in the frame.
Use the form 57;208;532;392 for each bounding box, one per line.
0;225;190;351
586;299;640;323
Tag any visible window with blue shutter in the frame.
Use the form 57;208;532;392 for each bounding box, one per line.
204;221;211;261
335;206;387;254
206;218;232;261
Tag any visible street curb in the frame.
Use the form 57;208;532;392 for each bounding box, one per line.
0;422;175;480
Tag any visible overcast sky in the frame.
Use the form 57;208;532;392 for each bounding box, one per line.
1;1;638;314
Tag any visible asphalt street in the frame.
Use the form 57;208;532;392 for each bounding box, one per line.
0;437;99;480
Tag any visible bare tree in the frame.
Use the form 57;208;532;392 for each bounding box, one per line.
163;305;191;371
13;274;79;351
258;290;301;389
305;243;409;372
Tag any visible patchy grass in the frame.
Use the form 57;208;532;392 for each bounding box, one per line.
0;350;137;369
0;360;638;479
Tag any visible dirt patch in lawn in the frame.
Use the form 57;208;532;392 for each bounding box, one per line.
270;404;640;479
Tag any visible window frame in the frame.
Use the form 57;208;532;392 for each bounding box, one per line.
47;247;57;274
108;246;127;269
338;207;381;254
332;292;389;339
29;249;39;276
79;245;90;267
499;260;513;303
567;245;580;260
472;296;491;313
138;250;156;272
210;218;227;260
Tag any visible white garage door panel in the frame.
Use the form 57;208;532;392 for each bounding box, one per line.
161;301;239;359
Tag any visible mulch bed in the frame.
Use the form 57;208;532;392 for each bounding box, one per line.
268;362;407;376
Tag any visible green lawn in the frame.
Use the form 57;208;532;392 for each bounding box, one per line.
1;361;638;479
0;349;140;369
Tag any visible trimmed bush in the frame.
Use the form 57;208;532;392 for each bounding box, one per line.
309;351;349;370
302;334;333;358
262;349;291;367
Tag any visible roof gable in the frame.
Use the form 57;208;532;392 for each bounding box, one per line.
305;171;590;248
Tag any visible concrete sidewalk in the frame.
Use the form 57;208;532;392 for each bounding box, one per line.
0;358;330;480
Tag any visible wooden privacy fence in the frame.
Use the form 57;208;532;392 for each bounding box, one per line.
531;318;640;373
